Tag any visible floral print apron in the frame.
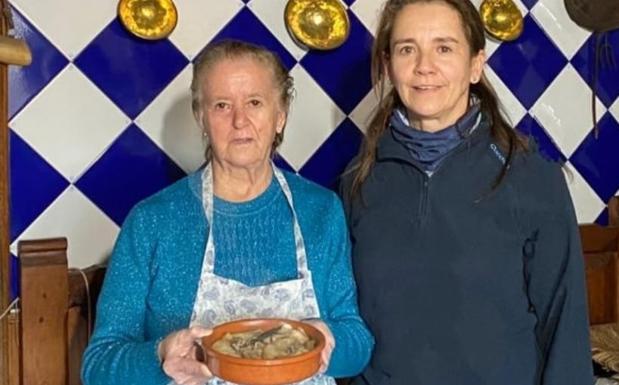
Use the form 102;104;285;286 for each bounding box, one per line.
183;163;335;385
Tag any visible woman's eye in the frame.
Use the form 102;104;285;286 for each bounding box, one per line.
399;46;413;55
438;45;452;53
214;102;228;110
249;99;262;107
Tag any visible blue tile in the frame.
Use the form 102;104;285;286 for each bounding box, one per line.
8;7;68;120
516;114;566;162
569;113;619;203
74;19;188;119
300;11;373;114
209;7;297;70
273;153;296;173
9;130;69;241
571;31;619;108
75;125;186;225
487;15;567;109
520;0;539;10
299;118;363;190
595;208;609;226
342;0;356;5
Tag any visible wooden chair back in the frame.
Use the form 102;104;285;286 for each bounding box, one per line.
580;197;619;325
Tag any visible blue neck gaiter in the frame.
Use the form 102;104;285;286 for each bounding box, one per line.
390;103;481;173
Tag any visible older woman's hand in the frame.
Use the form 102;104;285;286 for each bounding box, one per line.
158;326;213;385
304;319;335;374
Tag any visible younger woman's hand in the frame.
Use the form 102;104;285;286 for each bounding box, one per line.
158;326;213;385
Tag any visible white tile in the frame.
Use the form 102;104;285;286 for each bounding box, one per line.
483;36;502;58
248;0;307;60
563;162;606;224
135;66;205;174
530;0;591;59
349;88;380;134
11;185;119;268
529;65;604;157
278;64;346;170
351;0;383;37
609;96;619;123
168;0;244;59
10;0;116;59
10;65;131;182
484;67;527;126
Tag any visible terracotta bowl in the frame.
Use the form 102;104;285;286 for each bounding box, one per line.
201;318;325;385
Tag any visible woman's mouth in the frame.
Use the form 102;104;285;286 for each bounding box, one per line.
231;138;253;145
413;85;440;91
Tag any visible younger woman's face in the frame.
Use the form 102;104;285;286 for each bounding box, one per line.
386;2;485;132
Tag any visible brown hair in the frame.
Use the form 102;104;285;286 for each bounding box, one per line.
350;0;528;197
191;39;295;160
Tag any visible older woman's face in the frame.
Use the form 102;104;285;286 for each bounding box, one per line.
387;2;485;131
198;57;285;170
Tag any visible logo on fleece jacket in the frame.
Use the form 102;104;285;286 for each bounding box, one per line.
489;143;506;165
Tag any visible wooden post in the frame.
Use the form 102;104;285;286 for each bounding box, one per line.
609;196;618;226
0;2;33;382
0;32;10;385
18;238;69;385
7;311;19;385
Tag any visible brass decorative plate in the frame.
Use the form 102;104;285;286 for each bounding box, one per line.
118;0;178;40
285;0;350;50
479;0;523;41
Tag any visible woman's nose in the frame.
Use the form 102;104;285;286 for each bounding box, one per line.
232;107;249;128
414;51;435;75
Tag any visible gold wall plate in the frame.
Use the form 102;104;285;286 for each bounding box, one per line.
480;0;524;41
118;0;178;40
285;0;350;50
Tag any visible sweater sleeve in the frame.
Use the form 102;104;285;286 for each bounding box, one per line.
524;165;593;385
81;204;170;385
321;195;375;378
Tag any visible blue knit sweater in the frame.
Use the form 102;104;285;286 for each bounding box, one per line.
82;169;374;385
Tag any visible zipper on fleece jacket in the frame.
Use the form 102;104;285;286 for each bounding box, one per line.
413;136;479;225
383;124;487;226
419;174;430;224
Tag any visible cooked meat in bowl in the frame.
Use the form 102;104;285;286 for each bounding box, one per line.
211;322;317;359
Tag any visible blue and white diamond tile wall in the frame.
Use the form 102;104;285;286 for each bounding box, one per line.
7;0;619;282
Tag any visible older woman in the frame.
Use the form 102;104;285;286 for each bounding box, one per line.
340;1;592;385
82;40;373;385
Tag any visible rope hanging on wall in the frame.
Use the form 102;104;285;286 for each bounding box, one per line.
0;297;18;321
